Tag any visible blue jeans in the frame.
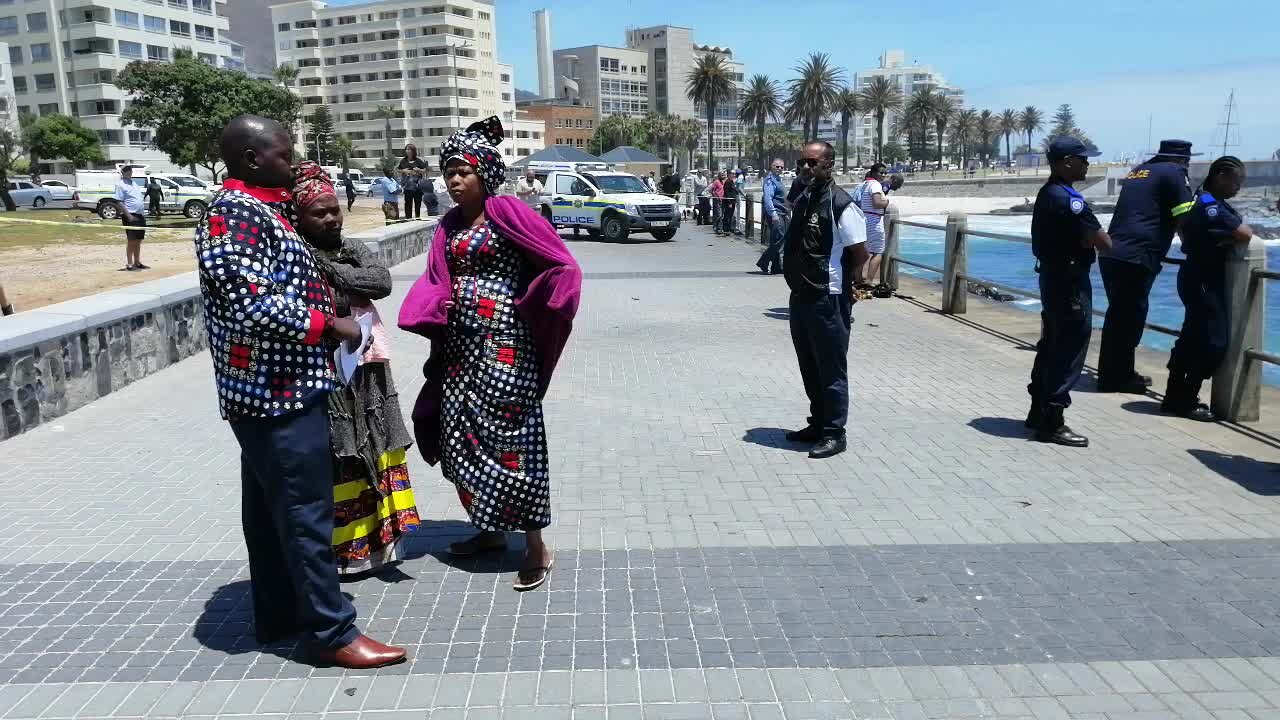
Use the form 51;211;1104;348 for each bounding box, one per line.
757;215;788;272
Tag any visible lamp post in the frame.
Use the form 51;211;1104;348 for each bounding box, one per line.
447;37;473;130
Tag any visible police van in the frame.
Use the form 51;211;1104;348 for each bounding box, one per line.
74;164;214;219
532;162;680;241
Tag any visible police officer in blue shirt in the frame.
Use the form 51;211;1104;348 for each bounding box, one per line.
1026;137;1111;447
1163;156;1253;422
1097;139;1198;393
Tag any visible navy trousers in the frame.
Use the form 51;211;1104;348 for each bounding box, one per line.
1029;267;1093;409
1169;265;1229;381
1098;258;1157;385
757;215;788;273
789;291;852;438
230;402;358;649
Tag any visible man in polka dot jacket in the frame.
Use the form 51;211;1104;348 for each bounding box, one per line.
192;115;406;670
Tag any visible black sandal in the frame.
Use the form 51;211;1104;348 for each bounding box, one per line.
513;559;554;592
448;531;507;557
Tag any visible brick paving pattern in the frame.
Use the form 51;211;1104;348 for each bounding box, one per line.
0;224;1278;718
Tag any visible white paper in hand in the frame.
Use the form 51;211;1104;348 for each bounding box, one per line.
333;313;374;385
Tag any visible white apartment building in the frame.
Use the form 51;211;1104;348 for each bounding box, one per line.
0;42;16;135
1;0;242;176
851;49;964;156
554;26;747;169
271;0;541;171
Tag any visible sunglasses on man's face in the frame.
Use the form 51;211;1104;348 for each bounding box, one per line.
797;158;825;168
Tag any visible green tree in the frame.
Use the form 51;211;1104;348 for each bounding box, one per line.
116;54;302;178
763;127;804;168
900;89;936;165
642;112;678;163
589;114;647;155
372;104;396;162
334;134;353;174
685;53;735;170
926;90;956;170
273;63;299;88
784;53;844;142
950;108;977;167
21;114;104;184
0;125;25;211
998;108;1019;166
738;74;782;174
976;110;997;168
1018;105;1043;159
857;76;904;162
833;89;861;171
880;142;908;164
1049;103;1077;137
679;117;702;171
306;105;338;164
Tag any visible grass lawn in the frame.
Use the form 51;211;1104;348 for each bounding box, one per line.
0;209;198;249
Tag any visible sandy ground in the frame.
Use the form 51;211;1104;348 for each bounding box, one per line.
0;199;399;313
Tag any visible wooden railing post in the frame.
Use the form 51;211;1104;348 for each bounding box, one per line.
882;205;900;290
1212;236;1266;422
941;210;968;314
744;193;755;240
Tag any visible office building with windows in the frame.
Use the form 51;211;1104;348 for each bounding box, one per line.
515;98;594;151
554;26;746;169
1;0;240;176
271;0;542;171
851;49;964;157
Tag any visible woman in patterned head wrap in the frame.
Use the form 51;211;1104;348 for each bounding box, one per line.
399;117;582;592
291;160;420;575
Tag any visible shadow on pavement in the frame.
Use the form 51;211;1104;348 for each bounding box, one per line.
1189;449;1280;496
763;307;789;321
558;230;671;245
967;417;1030;439
1120;400;1165;415
399;519;525;574
742;427;809;451
193;580;307;663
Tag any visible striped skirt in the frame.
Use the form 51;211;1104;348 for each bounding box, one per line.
333;447;420;574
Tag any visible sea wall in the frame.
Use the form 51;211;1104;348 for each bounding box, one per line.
0;219;436;441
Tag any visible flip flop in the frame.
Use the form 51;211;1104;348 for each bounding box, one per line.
448;533;507;557
513;559;553;592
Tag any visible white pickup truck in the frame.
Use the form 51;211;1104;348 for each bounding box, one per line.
538;169;680;242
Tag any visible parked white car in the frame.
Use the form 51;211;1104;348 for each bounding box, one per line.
6;180;54;208
37;180;76;201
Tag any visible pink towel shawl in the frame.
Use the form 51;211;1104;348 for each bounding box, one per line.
397;194;582;464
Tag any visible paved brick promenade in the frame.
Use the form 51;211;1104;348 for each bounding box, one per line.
1;223;1280;718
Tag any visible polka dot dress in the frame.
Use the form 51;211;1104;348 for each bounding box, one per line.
439;221;549;532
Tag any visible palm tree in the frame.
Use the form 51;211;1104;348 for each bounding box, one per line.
976;110;997;168
1019;105;1043;158
999;108;1019;166
901;88;935;165
833;89;860;172
857;76;903;161
642;112;678;162
685;53;735;171
784;53;844;142
950;109;977;169
680;117;702;171
738;74;782;173
272;63;298;88
373;104;396;163
334;134;353;174
927;91;955;170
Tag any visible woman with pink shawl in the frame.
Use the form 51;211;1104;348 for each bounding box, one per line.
399;117;581;592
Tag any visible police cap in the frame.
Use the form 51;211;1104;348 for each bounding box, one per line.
1046;136;1102;162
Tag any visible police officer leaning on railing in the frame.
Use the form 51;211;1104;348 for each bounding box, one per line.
1026;137;1113;448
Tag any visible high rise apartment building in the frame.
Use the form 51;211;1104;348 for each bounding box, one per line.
1;0;242;175
271;0;542;170
0;42;16;135
554;26;746;169
852;49;964;157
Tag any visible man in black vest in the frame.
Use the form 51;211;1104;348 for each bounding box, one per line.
782;141;870;459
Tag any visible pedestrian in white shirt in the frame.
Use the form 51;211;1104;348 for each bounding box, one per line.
433;175;455;214
515;169;543;209
113;166;148;271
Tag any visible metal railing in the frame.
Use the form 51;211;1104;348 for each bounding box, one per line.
880;206;1270;423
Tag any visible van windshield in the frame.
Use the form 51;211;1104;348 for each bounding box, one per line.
582;174;648;194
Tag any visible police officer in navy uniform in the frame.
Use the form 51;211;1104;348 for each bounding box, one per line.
1164;156;1254;421
1026;137;1111;447
1096;139;1198;392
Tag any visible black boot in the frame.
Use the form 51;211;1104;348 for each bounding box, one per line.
1035;405;1089;447
1163;375;1215;422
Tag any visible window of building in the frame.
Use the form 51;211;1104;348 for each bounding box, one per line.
337;15;356;25
340;54;359;64
146;45;168;61
384;90;403;100
144;15;165;33
402;8;415;17
97;129;122;144
320;18;333;27
294;19;316;29
0;16;17;36
339;34;357;45
168;0;188;9
359;32;375;42
195;24;214;41
11;76;26;93
297;58;320;68
303;96;321;105
91;99;117;114
299;77;321;87
7;44;20;65
382;71;402;80
322;38;334;47
380;30;398;40
114;9;139;27
295;39;317;49
364;72;377;81
38;102;57;115
344;112;364;121
192;0;212;13
197;52;215;65
380;51;398;61
341;73;360;84
29;43;49;63
323;57;336;66
599;57;619;73
33;73;54;91
26;11;45;31
119;40;142;58
378;11;396;20
129;129;152;145
169;20;190;36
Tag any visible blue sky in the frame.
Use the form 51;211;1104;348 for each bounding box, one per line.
335;0;1280;159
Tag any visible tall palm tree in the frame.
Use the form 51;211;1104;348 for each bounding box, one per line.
857;76;903;161
901;88;936;165
1019;105;1043;158
685;53;735;171
950;109;977;169
976;110;997;168
927;91;955;170
784;53;844;142
680;117;702;171
373;104;396;163
833;89;860;172
642;112;678;162
272;63;298;88
738;74;782;173
998;108;1019;166
334;134;353;174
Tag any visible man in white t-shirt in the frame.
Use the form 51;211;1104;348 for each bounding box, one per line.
113;166;148;271
515;168;543;209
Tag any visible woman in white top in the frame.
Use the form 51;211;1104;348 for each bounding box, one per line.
854;163;891;288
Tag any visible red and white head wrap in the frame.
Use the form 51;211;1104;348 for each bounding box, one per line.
292;160;337;210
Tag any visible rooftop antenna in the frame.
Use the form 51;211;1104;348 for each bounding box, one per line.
1214;89;1240;157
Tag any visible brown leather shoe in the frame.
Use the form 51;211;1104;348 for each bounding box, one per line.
312;634;407;669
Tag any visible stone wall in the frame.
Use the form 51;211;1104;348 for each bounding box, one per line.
0;219;436;441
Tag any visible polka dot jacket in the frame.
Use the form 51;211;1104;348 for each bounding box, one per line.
194;178;337;419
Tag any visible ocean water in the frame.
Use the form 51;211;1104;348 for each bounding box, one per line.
896;214;1280;386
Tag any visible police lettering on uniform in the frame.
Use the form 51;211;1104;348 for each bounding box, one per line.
1097;139;1198;392
1164;156;1254;422
1026;137;1111;447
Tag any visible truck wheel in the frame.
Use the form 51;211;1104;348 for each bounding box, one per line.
97;200;120;219
651;229;676;241
601;213;629;242
541;206;556;227
184;200;207;219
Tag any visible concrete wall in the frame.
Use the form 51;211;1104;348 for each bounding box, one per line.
889;176;1050;199
0;220;436;441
